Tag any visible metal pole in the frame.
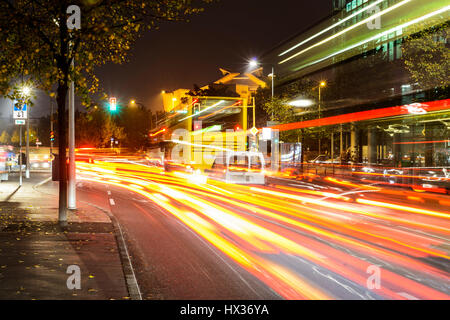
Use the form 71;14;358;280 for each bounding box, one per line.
19;125;22;186
318;86;321;155
68;59;76;210
252;97;256;128
271;67;274;99
271;66;274;120
318;86;321;119
50;99;53;155
25;109;30;179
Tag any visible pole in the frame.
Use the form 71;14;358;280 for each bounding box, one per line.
271;66;274;120
68;63;76;210
19;125;22;186
318;86;321;155
252;97;256;128
318;86;321;119
50;99;53;156
25;109;30;179
271;67;274;99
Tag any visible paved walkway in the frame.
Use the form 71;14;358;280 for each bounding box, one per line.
0;173;130;300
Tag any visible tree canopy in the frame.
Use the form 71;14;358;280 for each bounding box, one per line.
0;0;212;106
402;21;450;90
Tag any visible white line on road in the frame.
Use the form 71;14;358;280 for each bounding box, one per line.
397;292;419;300
107;190;112;196
109;198;116;206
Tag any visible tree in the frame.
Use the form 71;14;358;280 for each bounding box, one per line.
257;77;320;143
102;115;126;148
117;106;151;150
9;127;38;146
0;130;10;145
253;85;271;128
0;0;211;219
75;109;105;148
10;130;20;146
402;21;449;90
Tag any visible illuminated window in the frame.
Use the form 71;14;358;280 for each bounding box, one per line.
352;0;357;10
357;0;362;6
346;2;352;12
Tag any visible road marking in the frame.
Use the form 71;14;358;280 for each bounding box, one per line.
397;292;419;300
107;190;112;196
109;198;116;206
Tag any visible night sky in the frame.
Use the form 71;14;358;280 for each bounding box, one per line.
96;0;331;112
0;0;331;122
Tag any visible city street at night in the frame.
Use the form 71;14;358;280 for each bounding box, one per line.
73;158;450;300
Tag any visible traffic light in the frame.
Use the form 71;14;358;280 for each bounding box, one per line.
109;97;117;112
234;124;241;131
50;131;55;142
193;103;201;114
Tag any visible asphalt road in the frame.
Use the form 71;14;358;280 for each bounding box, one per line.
75;160;450;300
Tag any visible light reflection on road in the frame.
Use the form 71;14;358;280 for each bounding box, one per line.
76;160;450;300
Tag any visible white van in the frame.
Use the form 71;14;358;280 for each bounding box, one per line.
207;151;266;185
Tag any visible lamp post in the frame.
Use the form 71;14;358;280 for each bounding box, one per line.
130;99;145;110
20;86;31;179
68;59;76;211
318;81;326;119
317;81;326;155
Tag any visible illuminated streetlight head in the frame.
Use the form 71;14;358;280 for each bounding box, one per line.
21;86;32;97
320;81;327;87
161;90;166;94
249;58;258;69
130;100;136;105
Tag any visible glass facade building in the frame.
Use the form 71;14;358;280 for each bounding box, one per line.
263;0;449;176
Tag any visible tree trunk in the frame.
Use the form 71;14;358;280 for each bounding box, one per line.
56;83;68;224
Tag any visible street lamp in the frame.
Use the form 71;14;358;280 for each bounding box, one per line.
318;80;326;119
21;86;31;97
20;85;32;179
249;58;258;69
317;80;327;155
129;99;145;110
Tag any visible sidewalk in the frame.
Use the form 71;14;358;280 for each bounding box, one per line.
0;173;130;300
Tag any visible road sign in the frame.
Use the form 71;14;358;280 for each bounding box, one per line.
13;103;27;119
262;127;272;140
15;119;26;125
250;127;259;136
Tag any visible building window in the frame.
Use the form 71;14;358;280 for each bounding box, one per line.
388;41;394;61
352;0;357;10
346;2;352;12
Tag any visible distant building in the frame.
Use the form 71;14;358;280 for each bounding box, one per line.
161;68;266;113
